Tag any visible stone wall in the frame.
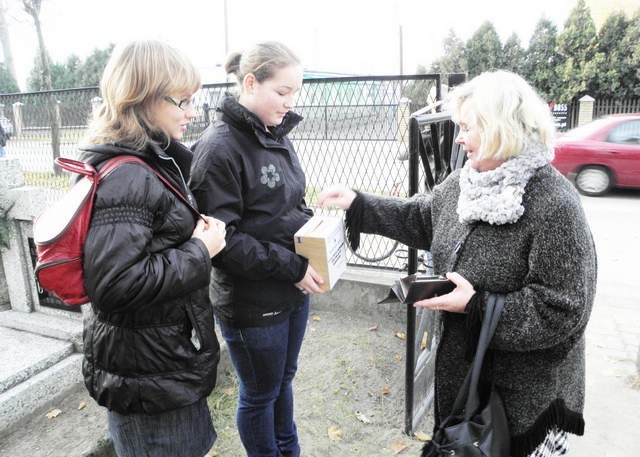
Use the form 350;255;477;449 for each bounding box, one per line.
0;158;50;313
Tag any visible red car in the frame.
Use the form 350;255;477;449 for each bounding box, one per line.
551;113;640;196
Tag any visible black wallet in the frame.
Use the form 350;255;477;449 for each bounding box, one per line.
379;273;455;304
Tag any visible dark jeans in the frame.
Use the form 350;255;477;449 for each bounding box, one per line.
218;299;310;457
107;397;216;457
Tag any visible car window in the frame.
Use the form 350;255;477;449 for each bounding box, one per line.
607;120;640;145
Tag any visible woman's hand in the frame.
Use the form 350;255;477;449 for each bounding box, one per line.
317;185;357;210
413;272;475;313
192;215;227;258
295;264;325;295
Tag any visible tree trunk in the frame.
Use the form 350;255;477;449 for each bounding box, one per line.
0;0;19;89
23;0;61;171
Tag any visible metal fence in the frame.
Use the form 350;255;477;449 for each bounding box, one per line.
594;98;640;118
1;75;441;270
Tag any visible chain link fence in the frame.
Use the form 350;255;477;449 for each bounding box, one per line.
1;75;441;270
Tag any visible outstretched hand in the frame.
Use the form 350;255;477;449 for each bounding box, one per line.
317;185;357;210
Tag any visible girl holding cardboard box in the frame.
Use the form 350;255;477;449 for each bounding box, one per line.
189;41;323;457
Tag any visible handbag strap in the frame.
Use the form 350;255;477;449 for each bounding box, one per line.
449;293;505;420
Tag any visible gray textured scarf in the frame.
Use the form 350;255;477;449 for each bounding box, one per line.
457;139;554;225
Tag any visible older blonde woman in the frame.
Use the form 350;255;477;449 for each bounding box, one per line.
319;70;596;457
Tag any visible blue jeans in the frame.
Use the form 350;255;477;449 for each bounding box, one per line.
218;299;310;457
107;397;216;457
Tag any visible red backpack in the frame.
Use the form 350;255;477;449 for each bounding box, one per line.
33;155;202;306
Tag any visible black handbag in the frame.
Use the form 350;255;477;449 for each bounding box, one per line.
422;294;510;457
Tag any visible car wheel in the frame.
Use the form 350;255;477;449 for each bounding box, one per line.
575;166;611;196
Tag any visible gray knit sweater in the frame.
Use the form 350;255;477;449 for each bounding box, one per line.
347;164;596;457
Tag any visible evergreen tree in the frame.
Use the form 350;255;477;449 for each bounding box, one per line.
465;21;502;78
589;11;629;98
524;18;559;101
429;29;467;75
501;33;526;75
556;0;597;101
618;9;640;97
76;44;114;88
0;62;19;94
26;44;114;91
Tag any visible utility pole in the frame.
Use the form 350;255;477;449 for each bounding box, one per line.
399;25;403;75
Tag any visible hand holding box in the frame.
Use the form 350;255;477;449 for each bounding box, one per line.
294;216;347;292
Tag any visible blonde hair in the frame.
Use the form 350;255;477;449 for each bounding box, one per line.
224;41;300;94
84;40;201;149
447;70;556;160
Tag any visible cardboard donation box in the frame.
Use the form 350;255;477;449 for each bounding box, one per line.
294;216;347;292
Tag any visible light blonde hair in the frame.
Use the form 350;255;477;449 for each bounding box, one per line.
84;40;201;149
224;41;300;95
447;70;556;160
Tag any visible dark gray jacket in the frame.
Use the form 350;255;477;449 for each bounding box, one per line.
347;165;596;457
80;140;219;414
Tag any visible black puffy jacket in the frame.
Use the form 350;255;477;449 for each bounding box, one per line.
189;96;312;328
80;140;219;415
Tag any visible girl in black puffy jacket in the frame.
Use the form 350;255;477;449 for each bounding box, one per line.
79;40;226;457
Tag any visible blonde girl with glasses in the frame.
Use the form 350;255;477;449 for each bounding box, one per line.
79;40;227;457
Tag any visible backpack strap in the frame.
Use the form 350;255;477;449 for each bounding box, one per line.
54;156;205;222
99;155;205;222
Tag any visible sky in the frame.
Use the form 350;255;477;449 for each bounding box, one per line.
3;0;583;90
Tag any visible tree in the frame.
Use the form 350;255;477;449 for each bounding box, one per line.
429;29;467;75
555;0;597;101
0;0;18;90
23;0;62;167
500;33;525;75
465;21;502;78
27;44;114;90
589;11;629;98
0;62;18;93
617;8;640;97
75;44;114;87
524;18;559;101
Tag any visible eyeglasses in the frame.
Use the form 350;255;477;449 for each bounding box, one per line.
163;96;196;111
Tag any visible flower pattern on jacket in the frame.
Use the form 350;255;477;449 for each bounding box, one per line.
261;164;280;188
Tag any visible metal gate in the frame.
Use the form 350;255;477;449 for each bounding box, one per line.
403;108;466;434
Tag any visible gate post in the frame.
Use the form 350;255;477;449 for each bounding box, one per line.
577;95;595;127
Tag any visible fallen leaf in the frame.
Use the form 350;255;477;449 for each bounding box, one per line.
327;425;342;441
355;410;371;423
391;440;409;454
413;431;431;442
46;409;62;419
381;386;390;395
223;387;234;395
395;331;406;340
312;315;322;322
420;330;428;350
368;325;378;331
77;402;87;410
394;354;403;361
205;450;218;457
